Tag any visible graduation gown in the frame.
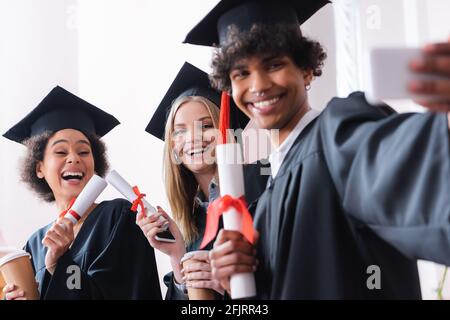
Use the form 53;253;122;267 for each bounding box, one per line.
254;92;450;299
164;161;269;299
25;199;162;300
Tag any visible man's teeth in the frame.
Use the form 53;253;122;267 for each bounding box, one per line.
253;96;280;108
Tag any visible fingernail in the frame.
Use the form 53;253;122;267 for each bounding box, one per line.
408;81;423;91
410;59;425;70
423;44;436;53
183;252;194;260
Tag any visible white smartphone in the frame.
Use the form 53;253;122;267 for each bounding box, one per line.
365;47;444;105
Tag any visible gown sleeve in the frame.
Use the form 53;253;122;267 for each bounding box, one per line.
41;201;162;299
163;271;188;300
320;91;450;265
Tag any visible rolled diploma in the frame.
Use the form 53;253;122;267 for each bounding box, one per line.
216;143;256;299
105;170;166;225
64;175;108;224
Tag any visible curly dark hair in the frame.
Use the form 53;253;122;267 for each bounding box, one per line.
210;23;327;92
21;130;109;202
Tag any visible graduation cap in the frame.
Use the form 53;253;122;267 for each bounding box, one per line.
145;62;249;141
3;86;120;144
184;0;331;47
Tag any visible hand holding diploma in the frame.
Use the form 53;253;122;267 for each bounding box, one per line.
209;229;258;296
42;217;74;274
106;170;176;242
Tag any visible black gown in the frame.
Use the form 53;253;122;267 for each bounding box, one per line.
25;198;162;299
254;92;450;299
164;161;269;299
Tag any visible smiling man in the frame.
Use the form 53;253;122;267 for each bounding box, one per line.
184;0;450;299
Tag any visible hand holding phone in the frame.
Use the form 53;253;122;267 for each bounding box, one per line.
365;47;446;105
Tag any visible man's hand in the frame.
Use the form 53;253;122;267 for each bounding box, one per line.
409;36;450;124
209;229;258;294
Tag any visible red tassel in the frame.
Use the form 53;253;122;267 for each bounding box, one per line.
219;92;230;145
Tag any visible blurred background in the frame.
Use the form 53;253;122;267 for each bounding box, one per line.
0;0;449;299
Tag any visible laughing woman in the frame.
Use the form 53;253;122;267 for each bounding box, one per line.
2;86;162;300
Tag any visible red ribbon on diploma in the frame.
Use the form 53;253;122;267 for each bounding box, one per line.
200;195;255;249
58;197;80;220
131;186;146;214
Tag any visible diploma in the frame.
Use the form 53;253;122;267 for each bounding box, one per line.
216;143;256;299
64;175;107;224
105;170;175;242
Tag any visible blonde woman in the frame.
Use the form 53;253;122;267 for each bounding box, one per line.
140;62;268;299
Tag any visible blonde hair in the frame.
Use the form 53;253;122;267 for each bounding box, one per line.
163;96;220;245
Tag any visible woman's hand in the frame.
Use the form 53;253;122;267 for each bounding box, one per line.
42;217;74;274
181;250;224;295
209;230;258;295
2;284;26;300
136;206;186;282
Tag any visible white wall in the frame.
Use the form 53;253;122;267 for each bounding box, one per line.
0;0;79;251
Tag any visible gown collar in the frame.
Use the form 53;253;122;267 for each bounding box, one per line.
268;109;321;178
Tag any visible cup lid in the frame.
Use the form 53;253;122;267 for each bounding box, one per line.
0;249;30;267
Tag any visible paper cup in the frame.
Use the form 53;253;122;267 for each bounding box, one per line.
0;249;40;300
182;251;218;300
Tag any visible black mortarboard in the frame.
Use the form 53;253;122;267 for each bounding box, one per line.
184;0;330;47
145;62;249;141
3;86;120;144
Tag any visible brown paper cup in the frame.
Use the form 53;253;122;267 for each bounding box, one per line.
0;250;40;300
181;251;218;300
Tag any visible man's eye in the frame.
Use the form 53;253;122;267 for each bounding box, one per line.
232;70;248;80
202;124;214;129
79;151;90;156
55;151;67;155
268;62;283;70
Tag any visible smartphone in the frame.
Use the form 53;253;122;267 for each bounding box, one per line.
147;207;176;243
365;47;444;105
155;229;176;243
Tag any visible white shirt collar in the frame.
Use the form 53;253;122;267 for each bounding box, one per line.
268;109;320;178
